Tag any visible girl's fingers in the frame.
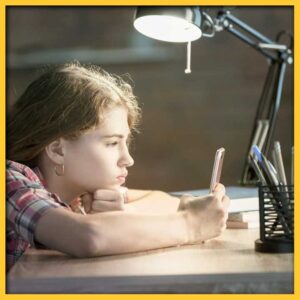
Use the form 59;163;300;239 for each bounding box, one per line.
91;189;125;212
81;193;93;213
94;189;122;201
212;184;225;202
92;199;124;212
222;195;230;210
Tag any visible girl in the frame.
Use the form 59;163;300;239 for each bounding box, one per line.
6;62;230;272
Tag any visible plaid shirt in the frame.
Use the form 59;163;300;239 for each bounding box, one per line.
6;160;70;271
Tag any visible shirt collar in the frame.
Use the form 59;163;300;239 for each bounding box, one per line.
32;166;47;188
32;166;73;210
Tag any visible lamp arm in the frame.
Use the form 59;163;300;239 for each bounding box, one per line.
240;60;287;185
215;10;292;63
266;61;287;152
210;10;293;185
222;25;278;61
219;11;275;44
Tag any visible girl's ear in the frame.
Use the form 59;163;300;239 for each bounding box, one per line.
44;138;65;164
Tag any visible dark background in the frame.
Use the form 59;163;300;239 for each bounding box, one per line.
7;6;294;192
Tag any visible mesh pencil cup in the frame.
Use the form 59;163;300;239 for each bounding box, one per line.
255;184;294;253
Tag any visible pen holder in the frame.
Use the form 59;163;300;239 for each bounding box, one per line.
255;184;294;253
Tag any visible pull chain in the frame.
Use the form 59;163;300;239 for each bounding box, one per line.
185;41;191;74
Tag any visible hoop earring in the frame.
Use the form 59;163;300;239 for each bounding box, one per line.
54;164;65;176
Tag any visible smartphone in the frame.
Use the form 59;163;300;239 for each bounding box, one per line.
209;148;225;193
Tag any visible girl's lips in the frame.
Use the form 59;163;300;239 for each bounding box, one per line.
116;170;128;183
116;176;126;183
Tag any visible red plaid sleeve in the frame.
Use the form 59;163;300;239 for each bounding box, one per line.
6;160;68;270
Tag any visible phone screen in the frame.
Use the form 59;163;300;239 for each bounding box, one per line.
209;148;225;193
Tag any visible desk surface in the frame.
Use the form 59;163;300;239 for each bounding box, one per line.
7;229;293;294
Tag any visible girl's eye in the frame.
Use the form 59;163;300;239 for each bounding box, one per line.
106;141;118;147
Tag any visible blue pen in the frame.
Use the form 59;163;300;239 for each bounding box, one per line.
249;153;267;185
251;145;278;186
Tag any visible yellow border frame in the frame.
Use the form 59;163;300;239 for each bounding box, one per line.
1;1;297;299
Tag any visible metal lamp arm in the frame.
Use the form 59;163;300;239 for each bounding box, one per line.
206;9;293;185
215;11;292;60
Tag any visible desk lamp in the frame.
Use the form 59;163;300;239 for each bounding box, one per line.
133;7;293;185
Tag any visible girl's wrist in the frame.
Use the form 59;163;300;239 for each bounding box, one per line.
178;210;193;245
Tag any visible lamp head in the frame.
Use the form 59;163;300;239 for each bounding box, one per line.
134;7;203;43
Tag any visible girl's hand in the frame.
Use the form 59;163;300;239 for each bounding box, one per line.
179;183;230;243
81;188;128;213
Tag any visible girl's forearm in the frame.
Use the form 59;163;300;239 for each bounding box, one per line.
35;208;190;258
88;210;189;255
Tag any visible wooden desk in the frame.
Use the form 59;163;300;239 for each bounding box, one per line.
7;229;293;294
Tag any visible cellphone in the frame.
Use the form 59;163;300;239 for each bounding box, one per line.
209;148;225;193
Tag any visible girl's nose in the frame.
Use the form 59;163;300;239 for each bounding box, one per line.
125;155;134;167
119;147;134;167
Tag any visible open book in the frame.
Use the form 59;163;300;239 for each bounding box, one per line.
228;210;259;222
227;211;260;229
171;186;259;213
227;220;260;229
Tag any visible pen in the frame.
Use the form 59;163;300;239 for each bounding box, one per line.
252;145;291;236
267;160;280;186
267;160;290;210
249;154;267;185
272;149;279;176
274;141;291;204
251;145;277;186
274;141;287;185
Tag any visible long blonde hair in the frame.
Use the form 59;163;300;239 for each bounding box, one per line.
7;62;141;167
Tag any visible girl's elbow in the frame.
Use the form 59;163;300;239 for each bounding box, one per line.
73;221;106;257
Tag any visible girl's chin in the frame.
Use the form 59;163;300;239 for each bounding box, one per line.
98;184;122;191
111;184;123;191
86;183;123;193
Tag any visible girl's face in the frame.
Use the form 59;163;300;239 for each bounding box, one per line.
63;106;134;194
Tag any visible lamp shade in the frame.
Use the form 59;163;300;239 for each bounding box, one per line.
134;7;202;43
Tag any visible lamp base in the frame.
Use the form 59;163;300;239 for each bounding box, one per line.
255;238;294;253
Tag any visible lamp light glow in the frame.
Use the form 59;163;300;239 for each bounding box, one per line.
134;15;202;43
134;7;202;43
